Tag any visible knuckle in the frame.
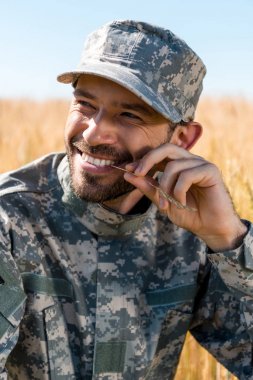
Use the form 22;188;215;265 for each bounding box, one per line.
173;185;182;198
207;162;220;175
164;162;178;176
178;170;190;183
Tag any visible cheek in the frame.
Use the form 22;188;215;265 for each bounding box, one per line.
120;129;153;161
123;126;168;158
64;111;86;140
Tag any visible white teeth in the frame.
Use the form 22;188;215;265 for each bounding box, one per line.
81;153;115;166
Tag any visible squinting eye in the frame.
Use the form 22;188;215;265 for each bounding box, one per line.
121;112;142;121
79;100;95;109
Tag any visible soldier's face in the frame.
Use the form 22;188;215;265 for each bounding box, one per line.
64;75;171;203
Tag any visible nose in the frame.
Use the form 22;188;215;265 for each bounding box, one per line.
82;110;118;146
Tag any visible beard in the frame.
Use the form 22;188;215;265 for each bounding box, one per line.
66;138;136;203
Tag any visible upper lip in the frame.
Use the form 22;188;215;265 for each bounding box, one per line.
72;141;118;162
78;150;117;162
71;140;133;167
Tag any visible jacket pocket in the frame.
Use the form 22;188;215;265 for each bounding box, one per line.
138;284;196;367
20;273;77;379
0;284;26;339
0;261;26;376
0;260;26;342
145;308;192;380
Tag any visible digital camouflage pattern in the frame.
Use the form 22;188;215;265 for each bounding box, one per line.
57;20;206;123
0;153;253;379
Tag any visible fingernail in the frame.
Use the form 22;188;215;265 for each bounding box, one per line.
125;162;138;171
124;172;135;181
134;163;143;174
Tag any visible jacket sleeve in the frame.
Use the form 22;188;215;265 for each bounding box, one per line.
190;220;253;380
0;209;26;379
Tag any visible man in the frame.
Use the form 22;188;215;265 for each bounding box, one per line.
0;19;252;380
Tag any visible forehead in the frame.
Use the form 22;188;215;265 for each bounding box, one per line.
75;75;156;110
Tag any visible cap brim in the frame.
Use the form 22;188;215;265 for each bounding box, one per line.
57;62;182;123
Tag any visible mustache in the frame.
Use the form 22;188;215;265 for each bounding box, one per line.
70;137;132;163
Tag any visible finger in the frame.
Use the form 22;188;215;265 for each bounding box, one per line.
117;187;145;214
125;161;139;172
134;143;201;176
124;172;160;205
173;163;218;205
124;169;194;213
159;158;206;203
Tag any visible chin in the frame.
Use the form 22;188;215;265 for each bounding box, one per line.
67;149;135;203
71;174;134;203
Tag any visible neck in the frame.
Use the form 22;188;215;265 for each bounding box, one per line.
102;191;150;215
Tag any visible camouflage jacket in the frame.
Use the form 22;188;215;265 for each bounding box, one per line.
0;153;253;380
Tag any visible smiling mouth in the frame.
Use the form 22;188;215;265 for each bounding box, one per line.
81;152;116;167
72;140;131;168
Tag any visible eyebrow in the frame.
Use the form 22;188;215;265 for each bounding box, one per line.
120;103;153;117
73;88;154;117
73;89;96;100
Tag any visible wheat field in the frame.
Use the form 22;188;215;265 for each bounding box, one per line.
1;97;253;379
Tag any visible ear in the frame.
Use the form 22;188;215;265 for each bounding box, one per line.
170;121;203;150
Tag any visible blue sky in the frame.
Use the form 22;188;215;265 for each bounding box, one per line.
0;0;252;100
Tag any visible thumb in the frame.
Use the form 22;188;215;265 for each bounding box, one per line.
116;188;145;214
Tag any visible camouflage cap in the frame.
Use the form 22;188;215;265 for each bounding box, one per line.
57;20;206;122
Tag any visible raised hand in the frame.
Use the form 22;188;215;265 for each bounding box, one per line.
123;143;247;252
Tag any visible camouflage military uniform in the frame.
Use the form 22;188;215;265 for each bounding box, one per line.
0;153;253;380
